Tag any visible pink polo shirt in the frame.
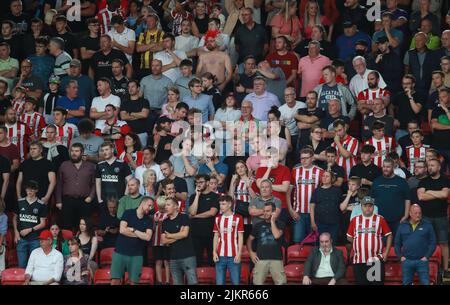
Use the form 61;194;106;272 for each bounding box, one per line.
298;54;331;97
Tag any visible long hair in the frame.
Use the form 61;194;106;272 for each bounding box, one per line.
235;159;250;185
304;0;322;29
77;217;95;238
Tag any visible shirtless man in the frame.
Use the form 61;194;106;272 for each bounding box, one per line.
196;34;232;92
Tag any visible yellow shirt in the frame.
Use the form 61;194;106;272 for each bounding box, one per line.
137;29;165;69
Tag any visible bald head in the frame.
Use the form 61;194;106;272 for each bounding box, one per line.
409;204;422;224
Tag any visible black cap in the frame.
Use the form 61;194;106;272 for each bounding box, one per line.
355;39;368;47
343;21;355;28
376;36;389;44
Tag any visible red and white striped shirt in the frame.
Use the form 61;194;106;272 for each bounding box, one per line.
6;121;31;161
19;112;46;139
233;179;252;225
12;99;26;117
118;150;144;167
42;123;79;148
97;8;127;35
213;214;244;257
357;87;390;119
291;166;324;213
153;211;168;247
347;214;392;264
364;136;395;168
331;135;359;179
405;144;429;174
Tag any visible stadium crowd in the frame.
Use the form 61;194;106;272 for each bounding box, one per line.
0;0;449;286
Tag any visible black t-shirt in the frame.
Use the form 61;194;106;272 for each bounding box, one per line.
392;91;426;129
96;159;132;200
310;186;342;224
194;16;209;35
349;163;382;189
42;145;69;172
308;140;328;169
235;73;256;102
12;75;44;93
329;164;346;180
162;213;196;260
155;134;175;164
57;32;79;58
79;35;100;74
418;175;450;218
188;192;219;237
111;76;129;101
115;209;153;256
0;96;12;116
431;107;450;149
0;155;10;189
297;107;325;146
90;49;129;82
15;198;47;240
251;220;285;260
120;97;150;134
156;176;188;195
98;211;120;248
19;158;55;199
0;34;23;61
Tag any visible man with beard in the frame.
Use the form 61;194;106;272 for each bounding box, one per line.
349;56;387;98
417;158;450;279
55;143;96;231
94;104;130;155
407;160;428;204
117;178;144;219
357;71;391;117
41;124;69;172
154;33;187;83
4;106;31;162
196;31;233;92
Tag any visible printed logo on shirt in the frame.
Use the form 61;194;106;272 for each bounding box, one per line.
114;167;120;173
102;174;119;182
19;214;38;223
33;208;39;215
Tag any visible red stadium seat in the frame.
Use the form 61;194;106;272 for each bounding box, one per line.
61;229;74;240
335;246;348;265
225;263;249;285
1;268;26;285
147;246;154;266
420;121;431;136
284;264;304;284
346;266;355;284
99;247;115;267
240;246;250;264
430;246;441;267
287;244;313;264
6;229;14;249
196;267;216;285
94;268;112;285
6;249;18;268
125;267;155;285
385;263;402;284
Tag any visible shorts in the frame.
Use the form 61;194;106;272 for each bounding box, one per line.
110;252;143;283
153;246;170;261
424;216;449;243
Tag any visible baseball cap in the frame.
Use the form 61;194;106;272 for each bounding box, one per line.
70;59;81;67
355;39;368;47
376;36;389;44
343;21;355;28
49;75;60;84
361;196;375;205
39;230;53;240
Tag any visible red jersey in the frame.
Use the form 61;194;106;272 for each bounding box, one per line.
5;121;31;162
357;87;390;119
95;119;131;154
97;7;127;35
233;179;252;225
347;214;392;264
331;135;359;179
266;52;299;81
12;99;25;117
42;122;79;148
19;112;46;139
118;150;144;167
405;144;429;175
364;136;395;168
319;74;347;85
255;165;291;209
213;214;244;257
291;165;324;214
153;211;168;247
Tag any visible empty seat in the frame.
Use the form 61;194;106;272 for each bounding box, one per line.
61;229;74;240
196;267;216;285
94;268;112;285
287;245;313;264
1;268;26;285
125;267;155;285
99;247;115;267
284;264;304;284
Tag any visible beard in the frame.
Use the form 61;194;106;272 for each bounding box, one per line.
368;82;377;89
206;44;215;51
71;155;82;163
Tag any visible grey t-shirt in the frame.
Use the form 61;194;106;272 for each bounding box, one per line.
54;51;72;77
169;154;199;196
72;135;104;157
140;74;174;110
249;196;282;225
175;75;195;100
264;67;286;104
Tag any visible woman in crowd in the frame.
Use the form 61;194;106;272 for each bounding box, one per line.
301;0;333;41
270;0;302;49
50;222;69;256
119;133;143;172
62;237;91;285
294;24;334;58
77;218;98;274
127;0;141;29
309;124;328;169
162;87;181;117
267;106;291;164
142;168;158;197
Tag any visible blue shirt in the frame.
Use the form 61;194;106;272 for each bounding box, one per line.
115;209;153;256
198;158;229;176
394;219;436;260
371;175;411;222
182;93;215;123
336;32;372;60
27;54;55;88
56;96;86;124
60;75;96;110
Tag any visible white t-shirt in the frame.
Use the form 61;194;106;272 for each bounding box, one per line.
107;27;136;64
154;50;187;83
279;101;306;136
25;247;64;282
175;35;199;53
91;94;121;129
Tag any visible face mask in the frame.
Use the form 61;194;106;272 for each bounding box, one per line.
355;49;366;56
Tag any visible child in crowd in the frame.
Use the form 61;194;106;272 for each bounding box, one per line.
210;4;225;31
19;98;46;140
11;86;27;117
39;75;61;124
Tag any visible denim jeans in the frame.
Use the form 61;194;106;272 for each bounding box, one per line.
316;222;339;244
17;238;40;268
169;256;198;285
402;259;429;285
215;256;241;285
292;213;311;243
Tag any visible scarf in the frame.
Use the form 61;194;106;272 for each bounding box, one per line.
43;142;60;161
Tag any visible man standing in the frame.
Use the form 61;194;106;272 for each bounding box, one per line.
364;121;396;168
72;118;105;164
349;56;387;97
44;107;79;148
48;38;72;78
395;204;436;285
371;158;411;236
90;78;121;130
41;124;70;172
188;174;219;266
330;119;359;179
56;80;86;125
266;36;298;88
373;36;403;95
120;80;150;147
135;147;164;191
182;77;214;123
136;14;165;78
107;15;135;65
347;195;392;285
155;33;187;83
56;143;96;231
247;202;286;285
54;15;79;59
94;104;130;155
96;141;132;203
349;144;382;189
117;178;144;219
157;160;188;202
357;71;391;117
288;148;324;244
110;59;129;101
0;42;19;95
417;158;450;278
249;180;282;226
243;77;279;122
110;196;153;285
13;180;47;268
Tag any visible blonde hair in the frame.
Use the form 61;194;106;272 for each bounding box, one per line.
304;0;322;29
143;169;157;188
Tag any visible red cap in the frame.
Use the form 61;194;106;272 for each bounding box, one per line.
38;230;53;240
